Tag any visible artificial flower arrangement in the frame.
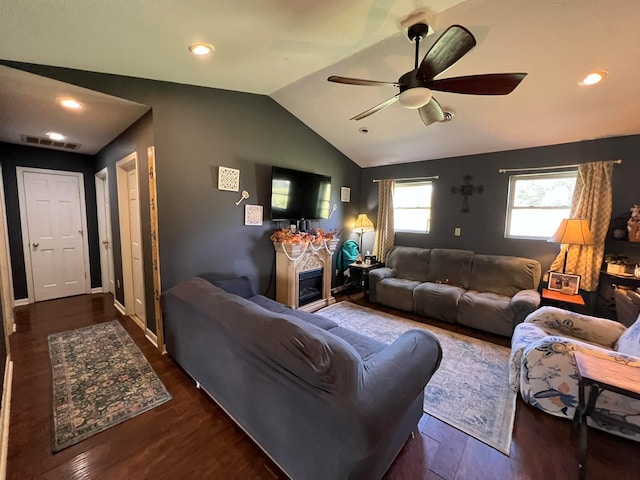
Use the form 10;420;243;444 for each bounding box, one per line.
270;227;339;245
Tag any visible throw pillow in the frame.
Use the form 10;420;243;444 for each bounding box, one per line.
615;312;640;357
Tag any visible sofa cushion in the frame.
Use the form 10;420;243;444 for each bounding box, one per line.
469;254;541;297
615;313;640;356
413;282;464;324
386;246;431;282
328;326;387;361
249;295;338;330
199;274;257;298
375;278;421;312
427;249;474;290
457;291;515;337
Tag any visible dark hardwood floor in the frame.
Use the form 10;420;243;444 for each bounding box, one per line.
6;292;639;479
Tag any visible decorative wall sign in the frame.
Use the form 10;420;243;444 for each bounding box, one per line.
341;187;351;202
218;166;240;191
451;175;483;213
245;204;263;226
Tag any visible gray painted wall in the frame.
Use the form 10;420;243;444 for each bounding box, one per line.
0;142;100;299
361;134;640;275
95;111;156;332
3;62;362;300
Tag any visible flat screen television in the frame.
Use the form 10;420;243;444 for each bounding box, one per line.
270;166;331;221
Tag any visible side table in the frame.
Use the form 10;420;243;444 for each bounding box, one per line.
541;288;585;311
572;351;640;479
348;262;384;295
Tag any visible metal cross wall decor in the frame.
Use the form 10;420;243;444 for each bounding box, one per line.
451;175;483;213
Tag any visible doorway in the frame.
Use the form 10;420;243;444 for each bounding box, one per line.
95;168;115;295
116;153;146;329
16;167;90;302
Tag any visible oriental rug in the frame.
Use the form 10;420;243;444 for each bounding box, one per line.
317;302;516;455
48;320;172;452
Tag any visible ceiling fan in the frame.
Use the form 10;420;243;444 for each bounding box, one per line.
328;22;527;126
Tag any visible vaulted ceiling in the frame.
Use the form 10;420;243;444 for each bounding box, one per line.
1;0;638;166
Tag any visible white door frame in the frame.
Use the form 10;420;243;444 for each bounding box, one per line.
0;165;16;334
116;152;145;329
95;168;115;294
16;167;91;304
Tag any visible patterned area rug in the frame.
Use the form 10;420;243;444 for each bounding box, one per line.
317;302;516;455
48;320;172;452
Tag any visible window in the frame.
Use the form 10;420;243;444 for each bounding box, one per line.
505;171;578;239
393;181;432;233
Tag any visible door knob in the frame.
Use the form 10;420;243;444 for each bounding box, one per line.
32;242;39;247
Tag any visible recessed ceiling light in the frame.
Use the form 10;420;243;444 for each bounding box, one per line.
58;97;83;110
578;70;607;86
46;132;66;141
188;43;214;56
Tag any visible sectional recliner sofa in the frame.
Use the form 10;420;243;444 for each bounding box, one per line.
369;246;542;337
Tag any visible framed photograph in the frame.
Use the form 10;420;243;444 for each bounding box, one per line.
548;272;581;295
341;187;351;203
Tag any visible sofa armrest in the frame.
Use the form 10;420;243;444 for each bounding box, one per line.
509;289;541;326
520;335;640;419
359;330;442;427
524;306;626;347
368;267;395;303
509;322;548;391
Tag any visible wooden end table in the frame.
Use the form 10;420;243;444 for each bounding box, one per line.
542;288;585;310
572;351;640;479
348;262;384;295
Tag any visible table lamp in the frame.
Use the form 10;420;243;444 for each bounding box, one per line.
353;214;374;253
548;218;594;273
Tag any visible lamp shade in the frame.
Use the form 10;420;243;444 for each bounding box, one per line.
353;214;374;233
398;87;432;109
548;218;594;245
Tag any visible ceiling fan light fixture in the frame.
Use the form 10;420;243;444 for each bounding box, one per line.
578;70;607;86
399;87;432;109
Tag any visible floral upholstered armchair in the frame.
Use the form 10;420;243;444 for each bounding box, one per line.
510;306;640;442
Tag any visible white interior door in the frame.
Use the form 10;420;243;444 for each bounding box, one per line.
95;169;115;294
116;153;145;328
20;169;88;302
127;169;145;321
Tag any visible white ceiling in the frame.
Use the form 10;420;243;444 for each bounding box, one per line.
1;0;639;166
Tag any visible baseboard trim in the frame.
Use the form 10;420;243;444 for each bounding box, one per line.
145;328;158;348
0;358;14;480
14;298;29;307
114;300;126;316
90;287;103;294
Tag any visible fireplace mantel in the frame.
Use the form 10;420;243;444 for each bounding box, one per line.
273;239;338;311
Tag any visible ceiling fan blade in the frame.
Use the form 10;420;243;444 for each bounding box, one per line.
429;73;527;95
350;95;399;121
418;97;446;126
328;76;400;87
417;25;476;81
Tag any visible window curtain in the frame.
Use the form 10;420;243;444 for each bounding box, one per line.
550;160;614;291
373;179;395;263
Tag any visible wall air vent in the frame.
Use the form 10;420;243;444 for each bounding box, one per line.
21;135;80;150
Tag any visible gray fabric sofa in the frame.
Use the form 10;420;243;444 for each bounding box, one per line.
162;275;442;480
369;247;541;337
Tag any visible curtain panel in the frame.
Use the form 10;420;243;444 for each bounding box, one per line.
373;179;395;263
550;160;614;291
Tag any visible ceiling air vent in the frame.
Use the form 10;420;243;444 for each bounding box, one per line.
21;135;80;150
